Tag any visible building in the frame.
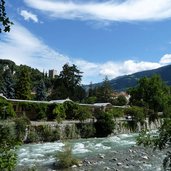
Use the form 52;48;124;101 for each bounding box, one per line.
49;69;57;78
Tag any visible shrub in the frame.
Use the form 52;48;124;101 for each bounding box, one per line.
94;109;115;137
25;126;40;143
52;104;66;123
55;144;79;169
76;123;96;138
0;98;15;119
0;123;18;171
14;116;31;142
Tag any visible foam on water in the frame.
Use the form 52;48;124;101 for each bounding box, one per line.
73;143;90;154
18;141;65;166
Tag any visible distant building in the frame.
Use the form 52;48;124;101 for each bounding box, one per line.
49;69;57;78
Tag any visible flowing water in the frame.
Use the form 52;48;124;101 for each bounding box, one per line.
16;132;166;171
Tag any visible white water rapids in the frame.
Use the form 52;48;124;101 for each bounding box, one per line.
17;132;166;171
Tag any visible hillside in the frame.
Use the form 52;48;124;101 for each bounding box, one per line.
93;64;171;91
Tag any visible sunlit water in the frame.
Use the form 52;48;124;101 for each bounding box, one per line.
17;132;166;171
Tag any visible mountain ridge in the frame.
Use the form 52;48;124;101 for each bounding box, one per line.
91;64;171;91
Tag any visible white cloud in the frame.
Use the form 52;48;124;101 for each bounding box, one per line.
20;10;39;23
0;22;69;72
160;54;171;64
99;60;161;79
1;22;171;84
24;0;171;22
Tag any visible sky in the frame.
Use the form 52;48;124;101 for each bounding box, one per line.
1;0;171;84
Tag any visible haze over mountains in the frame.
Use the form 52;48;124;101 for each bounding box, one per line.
93;64;171;92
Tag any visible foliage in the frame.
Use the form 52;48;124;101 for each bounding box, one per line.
64;124;79;139
94;109;115;137
14;116;31;142
124;106;146;124
18;102;48;120
110;95;127;106
0;123;18;171
1;69;15;98
128;75;169;113
96;76;113;102
26;125;60;143
63;101;79;120
51;63;85;101
15;66;32;100
76;123;96;138
25;126;40;143
108;107;124;118
55;143;79;169
83;96;97;104
0;98;15;119
35;125;60;142
0;0;13;33
137;119;171;171
35;79;46;101
52;104;66;123
74;106;92;122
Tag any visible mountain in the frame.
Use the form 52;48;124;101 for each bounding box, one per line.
92;64;171;91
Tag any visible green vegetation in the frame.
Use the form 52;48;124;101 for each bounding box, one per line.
94;109;115;137
0;123;18;171
76;123;96;138
0;0;13;33
0;97;15;119
55;143;79;169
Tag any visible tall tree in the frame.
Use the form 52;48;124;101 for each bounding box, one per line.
36;79;46;101
96;76;113;102
128;75;169;121
1;69;15;98
15;66;31;100
51;63;84;101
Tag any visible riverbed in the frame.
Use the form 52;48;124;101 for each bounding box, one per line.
16;132;166;171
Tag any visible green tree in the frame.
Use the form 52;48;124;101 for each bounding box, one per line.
1;69;15;99
94;109;115;137
36;79;46;101
75;106;92;122
15;66;31;100
0;123;18;171
137;119;171;171
128;75;169;121
52;104;66;123
51;63;84;101
0;0;13;33
0;98;15;119
96;76;113;102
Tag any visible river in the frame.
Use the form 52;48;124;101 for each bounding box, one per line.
16;132;166;171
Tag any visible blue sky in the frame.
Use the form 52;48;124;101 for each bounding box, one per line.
1;0;171;84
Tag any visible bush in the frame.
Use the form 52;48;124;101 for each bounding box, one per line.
76;123;96;138
55;144;79;169
0;98;15;119
35;125;60;142
0;123;18;171
94;109;115;137
64;124;79;139
25;127;40;143
52;104;66;123
14;116;31;142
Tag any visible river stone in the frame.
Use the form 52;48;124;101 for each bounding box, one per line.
72;165;77;168
104;166;110;170
112;158;117;161
142;155;148;160
117;162;122;166
99;153;105;159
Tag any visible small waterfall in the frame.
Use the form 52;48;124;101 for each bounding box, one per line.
23;126;29;142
